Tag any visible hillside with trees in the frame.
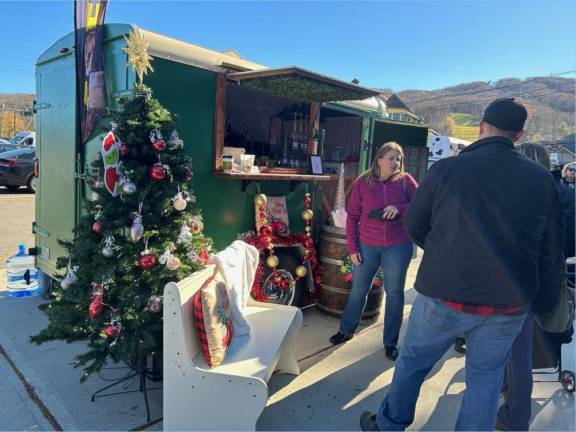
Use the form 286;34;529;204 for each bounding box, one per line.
0;93;35;139
381;76;575;141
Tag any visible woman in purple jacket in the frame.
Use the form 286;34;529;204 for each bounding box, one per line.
329;142;418;361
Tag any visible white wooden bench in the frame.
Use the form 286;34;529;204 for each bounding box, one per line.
163;265;303;431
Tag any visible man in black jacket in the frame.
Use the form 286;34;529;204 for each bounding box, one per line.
360;98;565;431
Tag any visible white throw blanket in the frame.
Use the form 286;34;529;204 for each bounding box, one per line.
208;240;259;336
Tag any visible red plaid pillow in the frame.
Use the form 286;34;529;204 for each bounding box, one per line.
192;275;234;367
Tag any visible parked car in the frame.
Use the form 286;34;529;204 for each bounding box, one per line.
0;140;20;153
0;147;36;192
8;131;36;147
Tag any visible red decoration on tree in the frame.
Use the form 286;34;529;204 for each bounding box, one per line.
197;249;210;265
89;295;103;319
149;163;166;181
139;253;156;269
102;132;116;151
152;138;166;152
92;221;102;233
185;169;193;180
104;324;120;338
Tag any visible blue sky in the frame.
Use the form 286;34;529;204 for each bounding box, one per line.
0;0;574;94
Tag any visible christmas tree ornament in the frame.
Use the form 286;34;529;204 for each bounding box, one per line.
147;295;162;313
150;163;166;181
89;190;100;202
253;193;267;206
104;322;121;338
102;236;119;258
166;255;181;270
89;295;103;319
266;254;279;268
110;121;118;133
198;249;210;264
101;131;122;196
129;203;144;243
60;262;78;290
172;189;187;211
184;190;196;205
185;168;193;180
130;214;143;243
119;141;129;157
92;207;103;234
123;27;154;85
139;240;156;269
167;130;184;150
150;129;167;152
139;252;156;269
158;247;171;265
121;179;137;195
179;224;193;243
188;215;204;234
301;208;314;221
295;265;308;278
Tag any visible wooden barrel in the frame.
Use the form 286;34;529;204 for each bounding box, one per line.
316;225;384;325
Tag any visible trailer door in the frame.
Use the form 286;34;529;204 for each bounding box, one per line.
34;55;77;278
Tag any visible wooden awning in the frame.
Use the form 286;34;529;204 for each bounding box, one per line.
227;66;380;103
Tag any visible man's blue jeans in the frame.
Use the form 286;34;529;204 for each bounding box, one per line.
339;242;413;346
377;294;527;431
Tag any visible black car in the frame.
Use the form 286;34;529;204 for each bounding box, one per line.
0;147;36;192
0;141;19;153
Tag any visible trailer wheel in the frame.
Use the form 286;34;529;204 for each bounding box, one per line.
560;370;575;393
256;248;305;307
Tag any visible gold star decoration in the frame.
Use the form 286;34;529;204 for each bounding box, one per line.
123;27;154;84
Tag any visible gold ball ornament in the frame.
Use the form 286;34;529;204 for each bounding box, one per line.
166;255;181;270
305;226;312;233
301;209;314;221
266;255;279;268
254;193;267;206
173;197;187;211
295;265;307;278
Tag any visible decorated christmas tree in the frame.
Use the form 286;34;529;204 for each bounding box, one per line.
31;31;212;380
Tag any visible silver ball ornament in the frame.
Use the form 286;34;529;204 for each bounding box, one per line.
122;180;137;195
89;191;100;202
102;245;114;257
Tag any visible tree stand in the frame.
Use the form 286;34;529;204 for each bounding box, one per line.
91;358;161;422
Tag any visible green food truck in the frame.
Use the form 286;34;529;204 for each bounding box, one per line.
33;24;428;306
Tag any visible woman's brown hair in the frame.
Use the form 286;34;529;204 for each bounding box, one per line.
359;141;405;185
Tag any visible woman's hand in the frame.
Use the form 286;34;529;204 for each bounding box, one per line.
382;205;400;220
350;253;362;266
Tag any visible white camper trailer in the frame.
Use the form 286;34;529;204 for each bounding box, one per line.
427;134;471;166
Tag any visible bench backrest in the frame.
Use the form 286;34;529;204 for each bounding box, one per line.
165;265;218;364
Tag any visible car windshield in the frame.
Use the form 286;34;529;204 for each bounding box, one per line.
8;133;27;144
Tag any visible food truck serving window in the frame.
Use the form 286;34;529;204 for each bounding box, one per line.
213;67;379;177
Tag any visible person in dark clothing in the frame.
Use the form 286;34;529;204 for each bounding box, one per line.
359;98;565;431
496;142;565;431
560;162;575;189
558;164;575;258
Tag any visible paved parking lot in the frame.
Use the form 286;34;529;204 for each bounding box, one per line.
0;188;35;291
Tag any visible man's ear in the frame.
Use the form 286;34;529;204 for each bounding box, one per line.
512;130;525;143
479;120;486;135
